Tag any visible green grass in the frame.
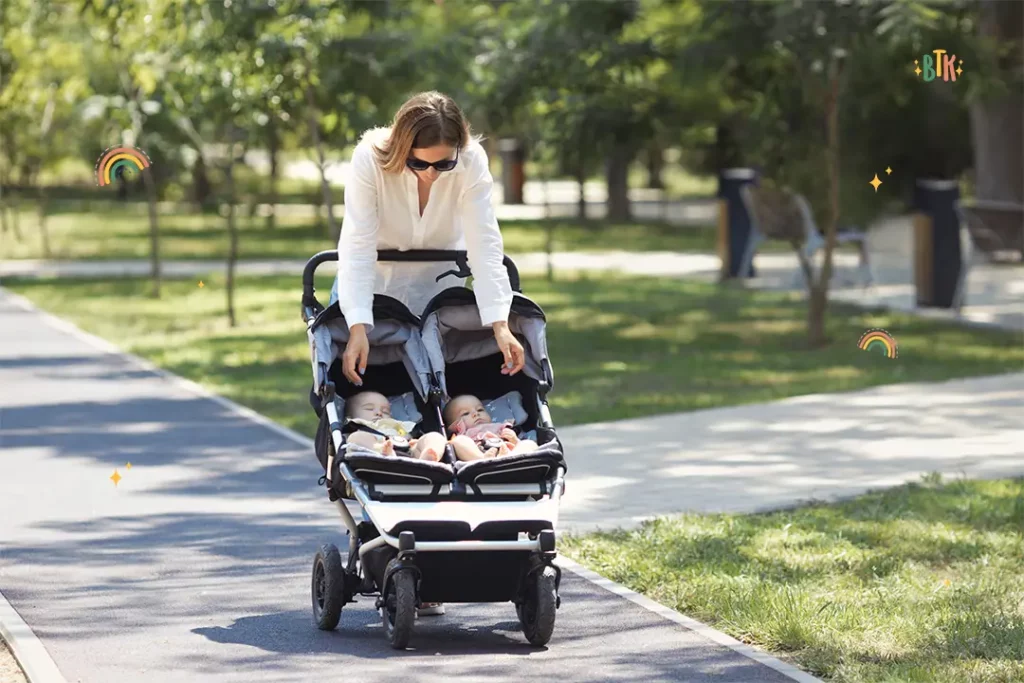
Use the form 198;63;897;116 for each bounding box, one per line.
1;203;819;261
5;273;1021;434
563;474;1024;682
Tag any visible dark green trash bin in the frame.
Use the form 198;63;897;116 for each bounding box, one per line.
912;179;962;308
716;168;759;279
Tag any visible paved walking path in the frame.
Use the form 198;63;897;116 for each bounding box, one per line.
558;372;1024;532
0;289;809;683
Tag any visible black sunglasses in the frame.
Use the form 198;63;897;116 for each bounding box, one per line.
406;147;460;172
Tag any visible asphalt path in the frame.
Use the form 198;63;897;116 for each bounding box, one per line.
0;288;809;683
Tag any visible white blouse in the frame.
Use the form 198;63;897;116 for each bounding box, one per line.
334;127;513;331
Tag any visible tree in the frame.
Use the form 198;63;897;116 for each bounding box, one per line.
969;0;1023;203
482;0;667;221
82;0;182;298
255;0;426;240
159;0;269;327
0;0;91;258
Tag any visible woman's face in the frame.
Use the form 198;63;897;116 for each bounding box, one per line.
407;145;457;184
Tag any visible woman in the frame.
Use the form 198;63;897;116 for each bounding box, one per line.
335;91;526;387
333;92;524;618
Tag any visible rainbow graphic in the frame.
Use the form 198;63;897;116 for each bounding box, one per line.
95;146;151;186
858;328;898;359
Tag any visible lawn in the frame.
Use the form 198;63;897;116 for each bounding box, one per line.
0;202;802;261
563;475;1024;683
5;272;1021;435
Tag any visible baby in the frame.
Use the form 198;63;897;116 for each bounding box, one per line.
443;394;538;461
345;391;446;462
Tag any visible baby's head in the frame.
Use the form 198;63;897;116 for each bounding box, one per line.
443;395;491;431
346;391;392;421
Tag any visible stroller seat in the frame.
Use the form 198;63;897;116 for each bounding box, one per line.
308;294;448;500
421;287;566;490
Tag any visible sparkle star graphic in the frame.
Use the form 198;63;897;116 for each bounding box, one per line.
198;281;205;288
885;167;892;175
111;469;122;486
869;174;883;192
956;59;963;77
914;59;921;77
126;462;132;470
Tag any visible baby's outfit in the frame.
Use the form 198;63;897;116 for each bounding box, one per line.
346;417;418;453
452;420;516;452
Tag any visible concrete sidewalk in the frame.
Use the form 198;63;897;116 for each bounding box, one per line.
556;372;1024;532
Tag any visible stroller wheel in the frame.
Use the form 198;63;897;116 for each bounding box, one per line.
312;543;345;630
381;559;416;650
518;565;557;646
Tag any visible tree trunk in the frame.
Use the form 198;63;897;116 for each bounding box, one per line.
224;143;239;328
0;170;9;238
807;282;829;348
5;147;23;240
35;172;51;259
192;154;212;213
266;118;279;229
970;0;1024;203
646;143;665;190
142;160;162;298
542;169;554;282
575;164;587;220
606;141;633;222
808;54;846;348
304;82;339;240
9;189;21;242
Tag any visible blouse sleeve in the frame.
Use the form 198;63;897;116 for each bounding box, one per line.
460;144;513;326
337;143;379;331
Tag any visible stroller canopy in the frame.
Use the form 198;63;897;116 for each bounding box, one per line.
420;287;552;400
307;296;432;402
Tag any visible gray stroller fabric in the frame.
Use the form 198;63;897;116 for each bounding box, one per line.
420;294;552;398
307;316;432;399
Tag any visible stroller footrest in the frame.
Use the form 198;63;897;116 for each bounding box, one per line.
454;446;565;487
343;453;454;487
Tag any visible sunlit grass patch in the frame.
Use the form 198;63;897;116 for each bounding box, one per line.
6;272;1022;431
564;476;1024;682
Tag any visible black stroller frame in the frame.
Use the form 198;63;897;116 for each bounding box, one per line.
302;249;567;649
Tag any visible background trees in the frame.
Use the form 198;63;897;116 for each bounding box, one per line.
0;0;1018;342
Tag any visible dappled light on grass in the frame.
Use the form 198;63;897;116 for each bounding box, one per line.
563;477;1024;682
7;271;1023;428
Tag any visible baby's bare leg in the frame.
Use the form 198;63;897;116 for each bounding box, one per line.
450;434;491;461
508;439;538;456
347;431;381;451
410;432;446;462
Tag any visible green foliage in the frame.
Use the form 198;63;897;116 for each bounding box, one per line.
1;0;1019;231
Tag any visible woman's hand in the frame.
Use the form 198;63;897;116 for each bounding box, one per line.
492;321;525;376
342;324;369;385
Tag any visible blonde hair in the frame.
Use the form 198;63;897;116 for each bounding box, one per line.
373;91;471;174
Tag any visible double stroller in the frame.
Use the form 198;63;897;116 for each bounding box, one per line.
301;250;567;649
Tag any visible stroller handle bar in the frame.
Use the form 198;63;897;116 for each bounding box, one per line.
302;249;522;314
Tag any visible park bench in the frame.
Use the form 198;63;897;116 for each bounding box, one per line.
740;184;873;289
952;199;1024;311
